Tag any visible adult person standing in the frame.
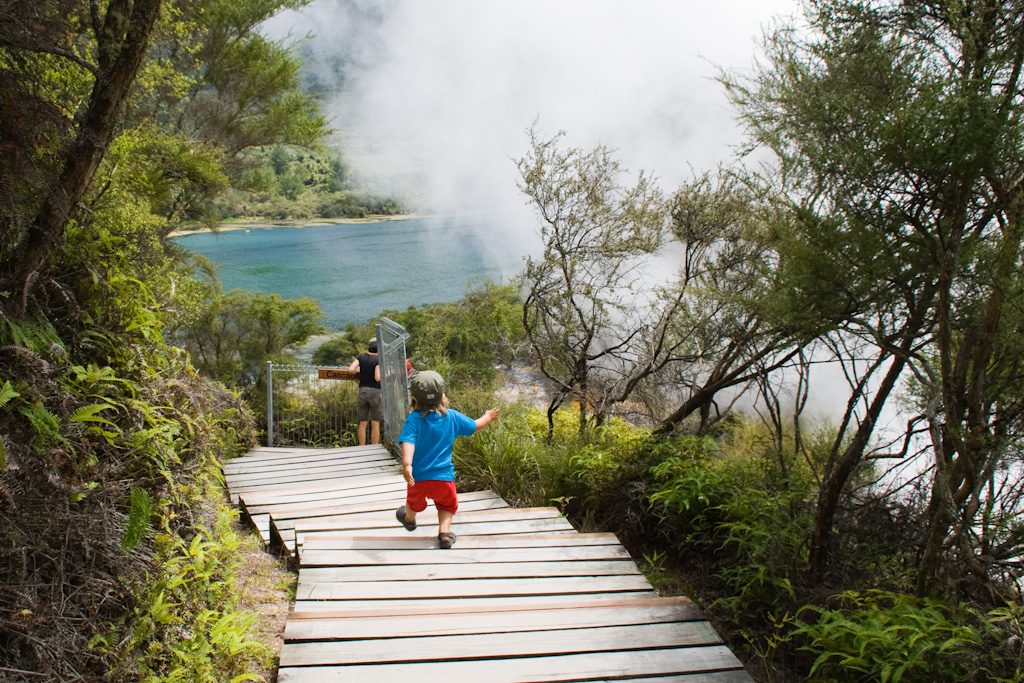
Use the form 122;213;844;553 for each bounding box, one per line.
348;337;382;445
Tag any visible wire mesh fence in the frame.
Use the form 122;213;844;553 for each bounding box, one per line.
266;364;358;447
264;317;410;448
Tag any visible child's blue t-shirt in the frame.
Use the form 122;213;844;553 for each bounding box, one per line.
398;408;477;482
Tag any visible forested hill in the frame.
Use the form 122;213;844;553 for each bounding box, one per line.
3;1;1024;682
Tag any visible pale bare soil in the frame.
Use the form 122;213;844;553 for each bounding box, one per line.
233;522;295;682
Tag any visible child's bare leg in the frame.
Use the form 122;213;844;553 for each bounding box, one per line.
404;507;417;524
370;421;380;444
438;509;454;534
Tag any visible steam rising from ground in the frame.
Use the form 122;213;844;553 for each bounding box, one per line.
263;0;799;253
262;2;887;428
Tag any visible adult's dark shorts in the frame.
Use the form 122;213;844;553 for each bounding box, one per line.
357;386;383;422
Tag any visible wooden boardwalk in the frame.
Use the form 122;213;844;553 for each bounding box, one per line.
224;445;752;682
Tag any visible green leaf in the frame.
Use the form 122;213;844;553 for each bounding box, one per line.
122;487;155;550
0;380;19;409
70;403;116;425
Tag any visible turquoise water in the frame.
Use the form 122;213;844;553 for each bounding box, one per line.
174;217;524;330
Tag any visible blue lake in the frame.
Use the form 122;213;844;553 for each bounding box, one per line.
173;216;526;330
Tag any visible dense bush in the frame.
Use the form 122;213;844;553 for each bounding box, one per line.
452;399;1024;681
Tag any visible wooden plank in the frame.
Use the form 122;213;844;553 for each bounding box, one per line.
280;622;724;667
224;445;389;466
286;509;559;552
297;559;641;582
296;574;652;600
246;489;410;518
292;518;577;550
224;445;387;468
289;595;690;620
224;450;394;477
300;544;630;567
225;457;397;485
276;646;747;682
238;480;407;507
227;464;400;491
285;597;701;639
275;497;517;555
230;470;398;497
231;473;399;498
290;591;659;614
250;513;271;546
275;490;511;529
298;532;619;551
229;472;398;504
225;451;395;475
294;506;562;533
242;486;409;516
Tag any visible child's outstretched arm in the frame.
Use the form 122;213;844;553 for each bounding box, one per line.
475;408;500;431
400;442;416;485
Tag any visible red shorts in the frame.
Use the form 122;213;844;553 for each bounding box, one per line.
406;480;459;514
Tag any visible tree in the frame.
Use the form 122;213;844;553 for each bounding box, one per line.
517;128;672;436
729;0;1024;597
1;0;165;305
652;172;803;436
182;289;323;390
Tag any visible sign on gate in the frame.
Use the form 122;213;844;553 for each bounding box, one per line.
317;368;357;380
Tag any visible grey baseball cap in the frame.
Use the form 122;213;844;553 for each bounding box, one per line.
410;370;444;405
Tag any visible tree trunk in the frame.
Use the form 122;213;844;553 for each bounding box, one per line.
807;352;907;581
7;0;163;302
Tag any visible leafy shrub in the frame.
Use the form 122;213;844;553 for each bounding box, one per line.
95;504;271;682
454;402;577;506
793;590;985;683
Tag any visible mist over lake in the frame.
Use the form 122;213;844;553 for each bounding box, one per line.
173;216;527;330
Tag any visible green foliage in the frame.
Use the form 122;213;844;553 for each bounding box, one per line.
97;506;271;681
793;591;984;683
454;403;579;507
209;145;401;221
648;423;815;622
123;487;157;550
180;288;324;393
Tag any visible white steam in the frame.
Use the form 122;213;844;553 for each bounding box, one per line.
263;0;800;249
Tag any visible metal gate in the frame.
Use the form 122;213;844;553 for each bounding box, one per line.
375;317;411;444
264;317;410;447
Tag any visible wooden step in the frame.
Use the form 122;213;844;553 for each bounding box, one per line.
276;646;746;682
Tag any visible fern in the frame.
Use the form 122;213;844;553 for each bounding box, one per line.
0;380;19;409
122;487;155;550
21;403;68;448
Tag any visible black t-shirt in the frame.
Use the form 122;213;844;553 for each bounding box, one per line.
357;353;381;389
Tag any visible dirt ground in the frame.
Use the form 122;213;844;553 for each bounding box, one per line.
233;523;295;682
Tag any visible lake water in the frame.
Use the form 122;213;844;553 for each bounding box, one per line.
173;216;526;330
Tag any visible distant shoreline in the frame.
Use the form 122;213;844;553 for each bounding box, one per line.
167;213;420;238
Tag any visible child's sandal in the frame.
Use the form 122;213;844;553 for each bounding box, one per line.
438;531;456;549
395;506;417;531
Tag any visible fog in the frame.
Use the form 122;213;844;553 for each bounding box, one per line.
261;1;909;433
262;0;801;249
